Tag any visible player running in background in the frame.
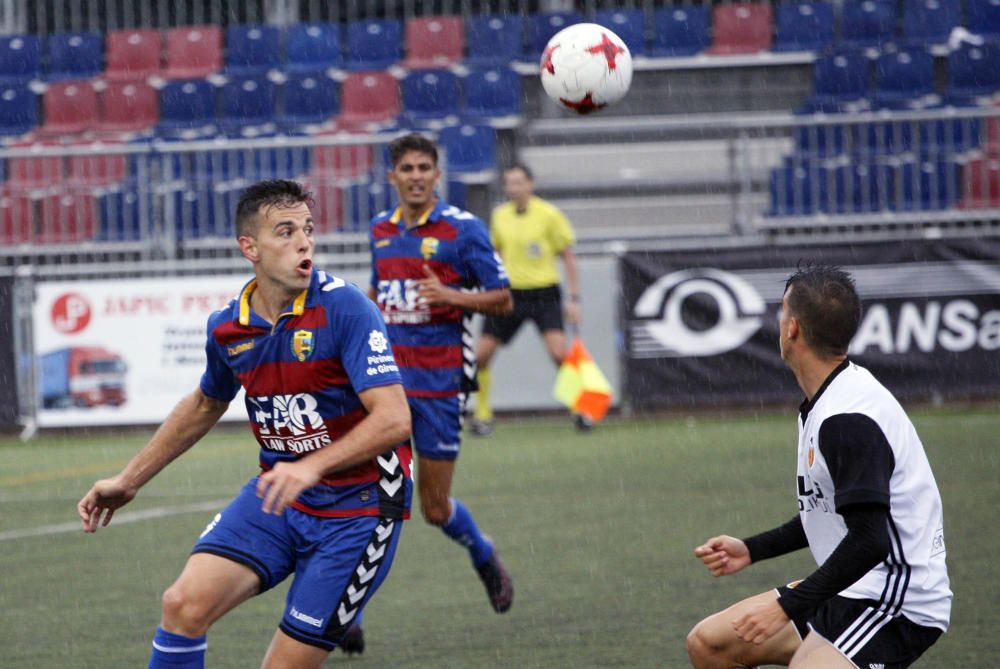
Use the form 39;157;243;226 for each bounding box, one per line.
77;180;412;668
688;265;951;669
470;163;585;436
364;133;514;637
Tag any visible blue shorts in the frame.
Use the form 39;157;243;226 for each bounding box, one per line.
408;394;465;461
192;479;403;651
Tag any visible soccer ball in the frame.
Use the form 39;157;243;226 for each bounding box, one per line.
539;23;633;115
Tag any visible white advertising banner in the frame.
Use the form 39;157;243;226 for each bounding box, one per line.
33;276;252;427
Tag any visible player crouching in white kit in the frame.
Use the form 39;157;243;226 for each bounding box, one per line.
687;265;951;669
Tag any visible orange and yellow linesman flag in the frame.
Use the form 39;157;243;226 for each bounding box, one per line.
553;337;612;422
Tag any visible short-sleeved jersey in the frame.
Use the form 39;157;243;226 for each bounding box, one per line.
797;360;952;631
200;269;412;520
490;195;574;290
368;200;509;397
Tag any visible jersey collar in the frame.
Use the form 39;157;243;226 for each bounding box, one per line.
389;199;445;229
799;358;851;421
236;270;318;327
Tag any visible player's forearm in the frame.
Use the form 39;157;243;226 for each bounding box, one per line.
743;515;809;563
447;287;513;316
561;248;580;301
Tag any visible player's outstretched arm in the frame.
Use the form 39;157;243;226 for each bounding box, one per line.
77;388;230;533
693;535;752;577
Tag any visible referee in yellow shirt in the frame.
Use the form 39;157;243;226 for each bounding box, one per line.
470;163;585;436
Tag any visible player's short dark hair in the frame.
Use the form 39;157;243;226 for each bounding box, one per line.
388;133;438;168
784;264;862;358
234;179;312;239
503;163;534;181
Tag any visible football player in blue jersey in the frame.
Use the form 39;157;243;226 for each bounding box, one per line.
77;180;413;668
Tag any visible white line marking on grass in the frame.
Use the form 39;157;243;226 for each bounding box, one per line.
0;499;230;542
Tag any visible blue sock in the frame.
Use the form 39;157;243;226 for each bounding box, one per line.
441;497;494;567
149;627;207;669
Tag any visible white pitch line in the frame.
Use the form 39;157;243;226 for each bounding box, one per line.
0;499;230;542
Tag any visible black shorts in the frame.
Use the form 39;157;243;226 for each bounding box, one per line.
482;285;564;344
778;586;943;669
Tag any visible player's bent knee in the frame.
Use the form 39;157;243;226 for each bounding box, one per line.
160;585;212;636
420;499;451;526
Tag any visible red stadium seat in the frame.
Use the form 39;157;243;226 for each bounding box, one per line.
105;29;162;81
708;4;773;55
312;140;374;179
404;16;464;68
303;175;345;233
164;26;222;79
959;156;1000;208
0;186;32;244
36;188;96;243
99;81;158;134
7;140;64;185
338;71;399;130
67;141;127;186
39;80;98;136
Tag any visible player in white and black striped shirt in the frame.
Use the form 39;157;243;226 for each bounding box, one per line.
687;265;951;669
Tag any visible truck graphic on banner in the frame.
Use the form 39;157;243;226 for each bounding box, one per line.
39;347;127;409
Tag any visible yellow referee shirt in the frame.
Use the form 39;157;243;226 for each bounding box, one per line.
489;196;575;290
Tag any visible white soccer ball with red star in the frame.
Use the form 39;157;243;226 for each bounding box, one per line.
539;23;633;115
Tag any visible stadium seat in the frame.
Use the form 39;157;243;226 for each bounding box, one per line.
36;188;97;243
279;70;338;131
99;81;158;135
0;186;32;244
466;15;524;65
959;155;1000;208
96;185;150;241
967;0;1000;37
105;29;162;81
45;32;103;81
39;80;98;136
801;50;870;111
225;25;281;76
842;0;897;48
903;0;960;44
164;26;222;79
345;19;403;70
401;69;461;124
0;83;38;136
873;47;935;108
301;175;344;233
860;119;915;154
157;79;217;137
768;156;817;215
773;2;835;52
67;142;127;187
650;7;711;57
218;76;276;136
6;139;63;186
528;11;584;58
883;155;960;210
463;66;522;123
794;123;849;157
439;123;496;175
593;9;646;57
404;16;464;68
0;34;41;83
285;23;342;72
947;40;1000;101
312;140;375;180
707;4;773;55
918;117;983;152
818;159;885;213
338;71;399;130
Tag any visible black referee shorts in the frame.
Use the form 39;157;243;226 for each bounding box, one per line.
482;285;564;344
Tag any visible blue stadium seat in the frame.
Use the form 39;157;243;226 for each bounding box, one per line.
225;25;281;75
883;156;960;210
528;11;584;58
801;50;870;111
0;34;41;83
286;23;342;72
466;15;525;65
773;2;835;52
445;179;467;210
439;124;496;175
345;19;403;70
903;0;960;44
918;117;983;152
593;9;646;56
947;40;1000;101
157;79;217;138
400;69;461;124
0;83;37;136
967;0;1000;37
45;31;103;81
96;184;151;242
768;156;817;215
818;159;885;213
463;67;522;122
841;0;896;48
279;70;338;131
794;123;849;157
219;76;276;136
873;47;935;108
650;7;711;56
860;119;915;154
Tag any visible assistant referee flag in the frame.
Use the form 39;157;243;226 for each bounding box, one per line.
553;336;612;421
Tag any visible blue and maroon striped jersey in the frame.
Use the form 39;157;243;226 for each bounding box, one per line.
368;200;509;397
200;269;412;520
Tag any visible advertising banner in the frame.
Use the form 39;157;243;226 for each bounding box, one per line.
33;276;251;427
621;237;1000;409
0;276;17;428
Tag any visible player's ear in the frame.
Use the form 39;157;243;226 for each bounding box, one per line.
238;235;259;263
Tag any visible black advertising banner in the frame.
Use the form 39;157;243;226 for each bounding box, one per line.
0;276;17;428
621;237;1000;409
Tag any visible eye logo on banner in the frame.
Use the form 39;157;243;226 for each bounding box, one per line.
631;268;766;357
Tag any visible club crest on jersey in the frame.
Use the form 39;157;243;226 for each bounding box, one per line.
291;329;315;362
420;237;440;260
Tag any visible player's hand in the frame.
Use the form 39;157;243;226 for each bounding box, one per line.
415;265;453;306
733;599;790;645
565;299;581;326
77;477;137;533
693;535;751;576
256;460;322;515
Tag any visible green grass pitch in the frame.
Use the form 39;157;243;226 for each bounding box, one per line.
1;406;997;667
